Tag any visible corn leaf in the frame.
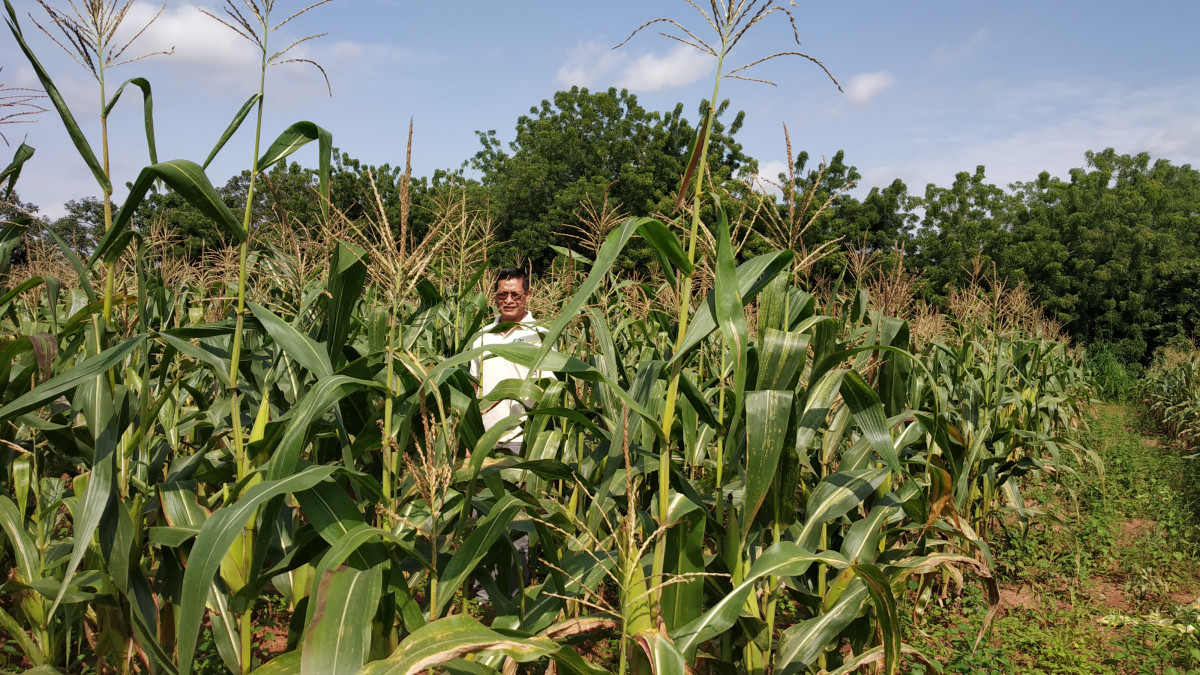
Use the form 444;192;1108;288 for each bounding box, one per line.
95;160;245;266
741;390;794;541
177;465;339;675
204;94;261;169
774;582;870;674
104;78;158;165
301;564;382;675
0;142;34;201
1;0;108;191
360;614;558;675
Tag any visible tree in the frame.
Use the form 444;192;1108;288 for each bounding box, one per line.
2;192;47;268
1005;150;1200;359
908;165;1014;298
471;86;751;271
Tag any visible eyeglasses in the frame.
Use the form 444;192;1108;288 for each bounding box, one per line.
494;291;526;302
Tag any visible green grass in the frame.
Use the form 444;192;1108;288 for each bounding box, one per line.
906;404;1200;674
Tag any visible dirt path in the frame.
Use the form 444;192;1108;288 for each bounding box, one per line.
911;404;1200;674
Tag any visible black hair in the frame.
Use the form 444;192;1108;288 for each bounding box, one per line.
495;267;530;293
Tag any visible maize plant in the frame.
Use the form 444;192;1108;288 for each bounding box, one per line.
1143;350;1200;453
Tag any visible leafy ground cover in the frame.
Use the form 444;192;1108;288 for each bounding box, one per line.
908;404;1200;674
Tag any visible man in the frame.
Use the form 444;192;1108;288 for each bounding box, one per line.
469;268;544;453
468;268;544;600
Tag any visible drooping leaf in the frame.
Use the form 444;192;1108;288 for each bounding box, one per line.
671;542;848;657
95;160;245;265
851;564;901;675
360;614;558;675
248;301;332;378
104;78;158;165
839;370;902;473
257;121;332;219
0;142;34;200
0;334;148;422
774;582;870;674
2;1;108;191
796;468;892;551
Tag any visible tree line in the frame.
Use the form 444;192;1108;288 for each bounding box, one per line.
8;86;1198;362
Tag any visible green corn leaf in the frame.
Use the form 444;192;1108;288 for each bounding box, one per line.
839;370;902;473
671;250;793;367
0;142;34;200
0;275;46;317
257;121;332;220
256;651;302;675
431;341;663;444
103;78;158;165
839;504;897;564
322;242;366;368
360;614;558;675
95;160;245;266
795;367;848;457
0;223;23;278
157;332;232;389
660;508;704;633
530;216;652;374
304;525;430;633
208;584;243;673
756;328;810;391
2;0;109;191
0;334;148;422
45;229;96;303
850;564;900;675
774;582;870;674
204;94;261;169
674;106;709;212
50;367;118;619
301;564;382;675
796;468;892;551
671;542;848;658
433;494;525;619
713;199;749;441
0;496;39;584
741;390;794;541
248;301;332;378
633;630;688;675
177;465;339;675
637;217;693;276
265;374;383;480
0;605;46;667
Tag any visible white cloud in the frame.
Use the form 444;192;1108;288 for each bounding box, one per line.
744;159;790;197
931;27;990;68
844;71;895;107
755;159;791;184
555;41;624;89
619;45;711;92
120;2;258;72
556;42;710;92
1144;120;1200;157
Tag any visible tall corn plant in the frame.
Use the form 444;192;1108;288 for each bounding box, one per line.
1144;349;1200;453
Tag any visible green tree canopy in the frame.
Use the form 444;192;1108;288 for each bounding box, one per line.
470;86;751;270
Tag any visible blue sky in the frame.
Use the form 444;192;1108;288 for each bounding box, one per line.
4;0;1200;219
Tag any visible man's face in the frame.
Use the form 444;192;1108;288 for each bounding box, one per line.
494;278;528;323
